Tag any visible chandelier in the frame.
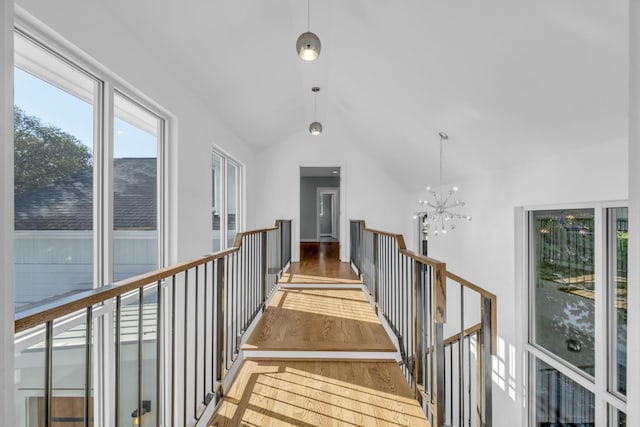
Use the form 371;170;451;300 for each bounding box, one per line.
417;132;471;236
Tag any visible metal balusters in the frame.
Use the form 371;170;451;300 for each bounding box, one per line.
13;220;292;427
216;257;225;401
44;320;53;427
138;288;144;427
156;280;162;427
115;297;122;427
182;271;189;425
373;233;379;312
193;267;199;418
459;284;465;425
261;231;267;312
84;307;92;427
171;275;177;425
203;263;209;406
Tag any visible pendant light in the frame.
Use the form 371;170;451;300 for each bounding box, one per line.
296;0;321;61
309;87;322;135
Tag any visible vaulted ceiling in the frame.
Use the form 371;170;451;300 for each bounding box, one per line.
100;0;628;188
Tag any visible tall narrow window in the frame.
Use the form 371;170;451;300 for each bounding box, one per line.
211;149;242;251
112;92;161;281
527;205;627;425
13;32;98;311
226;160;239;247
212;153;222;252
608;207;627;397
530;209;595;375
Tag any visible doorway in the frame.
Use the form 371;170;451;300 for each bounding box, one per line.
299;167;341;262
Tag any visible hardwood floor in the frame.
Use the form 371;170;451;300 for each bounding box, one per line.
209;244;431;426
280;242;361;284
243;288;396;352
209;359;430;427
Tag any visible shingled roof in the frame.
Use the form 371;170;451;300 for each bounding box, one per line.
15;158;157;230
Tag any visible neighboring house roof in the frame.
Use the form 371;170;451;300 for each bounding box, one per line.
15;158;157;230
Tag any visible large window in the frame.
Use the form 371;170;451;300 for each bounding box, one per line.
14;31;98;311
212;149;242;251
13;31;165;311
13;27;167;427
112;92;162;281
526;205;627;426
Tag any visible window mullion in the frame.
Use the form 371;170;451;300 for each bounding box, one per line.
97;79;116;427
221;158;228;249
594;206;607;425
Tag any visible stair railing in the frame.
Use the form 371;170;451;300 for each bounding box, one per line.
14;220;292;427
350;220;497;427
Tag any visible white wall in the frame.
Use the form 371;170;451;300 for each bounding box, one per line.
417;138;627;427
253;128;414;262
15;0;259;265
1;0;14;423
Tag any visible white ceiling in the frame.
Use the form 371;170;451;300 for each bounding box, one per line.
101;0;628;189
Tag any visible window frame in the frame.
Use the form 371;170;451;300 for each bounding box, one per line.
521;201;627;426
211;146;244;251
13;14;172;426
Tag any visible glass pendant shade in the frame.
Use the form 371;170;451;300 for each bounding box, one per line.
309;121;323;135
297;32;321;61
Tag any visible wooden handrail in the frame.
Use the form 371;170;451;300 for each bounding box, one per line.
446;270;498;355
350;218;497;352
15;220;287;333
443;323;482;347
446;271;496;301
352;220;445;268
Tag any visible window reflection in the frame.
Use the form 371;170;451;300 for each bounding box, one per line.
609;207;627;396
532;209;595;375
535;358;594;425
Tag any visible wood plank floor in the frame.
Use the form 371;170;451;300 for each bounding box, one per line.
209;246;430;426
280;242;361;284
243;288;396;352
209;359;430;427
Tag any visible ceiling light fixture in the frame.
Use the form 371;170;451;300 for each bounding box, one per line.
417;132;471;236
309;87;322;135
296;0;321;61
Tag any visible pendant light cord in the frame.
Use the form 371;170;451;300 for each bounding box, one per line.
314;91;317;120
307;0;311;31
439;135;443;186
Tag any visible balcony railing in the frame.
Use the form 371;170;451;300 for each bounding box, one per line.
350;220;497;427
14;220;292;427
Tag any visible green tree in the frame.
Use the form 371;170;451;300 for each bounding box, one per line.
14;106;92;194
